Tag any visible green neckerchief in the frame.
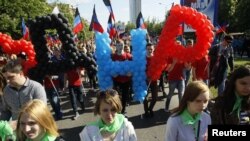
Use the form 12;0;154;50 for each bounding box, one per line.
0;121;15;141
25;132;56;141
89;113;125;133
232;93;243;118
180;109;201;140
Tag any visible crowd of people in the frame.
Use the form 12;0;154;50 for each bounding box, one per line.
0;32;249;141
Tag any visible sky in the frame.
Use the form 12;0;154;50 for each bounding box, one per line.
47;0;180;30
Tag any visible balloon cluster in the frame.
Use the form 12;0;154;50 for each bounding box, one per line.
95;29;147;102
27;14;97;80
0;32;37;69
130;29;147;102
147;4;214;81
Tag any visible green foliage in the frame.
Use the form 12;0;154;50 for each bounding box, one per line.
0;0;51;39
234;0;250;32
0;0;92;41
124;19;163;37
145;18;164;37
210;57;250;98
217;0;250;32
125;22;135;33
77;20;94;42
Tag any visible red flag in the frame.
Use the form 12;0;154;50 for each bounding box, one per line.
107;13;116;39
73;7;84;34
215;22;229;34
22;18;29;40
89;5;104;33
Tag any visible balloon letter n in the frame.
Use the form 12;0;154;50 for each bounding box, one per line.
95;29;147;102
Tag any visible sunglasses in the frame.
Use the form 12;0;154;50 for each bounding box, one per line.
98;89;118;97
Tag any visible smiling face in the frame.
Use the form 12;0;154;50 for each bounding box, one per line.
99;101;117;125
19;113;45;141
235;76;250;97
187;91;210;116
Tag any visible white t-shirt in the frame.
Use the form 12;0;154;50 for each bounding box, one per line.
79;118;137;141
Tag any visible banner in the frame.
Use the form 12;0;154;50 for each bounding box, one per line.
180;0;218;32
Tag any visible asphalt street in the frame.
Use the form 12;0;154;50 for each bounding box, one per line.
54;83;179;141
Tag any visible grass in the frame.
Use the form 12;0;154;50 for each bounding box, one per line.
234;57;250;66
209;57;250;98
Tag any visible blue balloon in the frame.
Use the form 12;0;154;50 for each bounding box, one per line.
95;29;147;102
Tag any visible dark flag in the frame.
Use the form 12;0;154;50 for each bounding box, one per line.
107;13;116;39
73;7;84;34
89;5;104;33
136;12;146;29
103;0;115;21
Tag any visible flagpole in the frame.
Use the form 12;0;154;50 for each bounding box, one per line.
216;23;227;35
82;27;87;42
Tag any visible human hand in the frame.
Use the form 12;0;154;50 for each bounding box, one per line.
9;120;17;131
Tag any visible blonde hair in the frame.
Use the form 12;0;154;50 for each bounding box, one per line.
16;99;59;141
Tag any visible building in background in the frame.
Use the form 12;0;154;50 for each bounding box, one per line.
129;0;141;25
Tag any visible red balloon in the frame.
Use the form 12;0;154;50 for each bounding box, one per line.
0;32;37;72
147;5;214;80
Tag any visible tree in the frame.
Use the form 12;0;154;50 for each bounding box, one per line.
0;0;51;39
125;22;135;33
234;0;250;32
145;18;163;37
50;3;93;42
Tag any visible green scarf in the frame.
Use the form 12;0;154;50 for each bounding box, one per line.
232;93;243;118
25;132;56;141
89;113;125;133
0;121;15;141
180;109;201;139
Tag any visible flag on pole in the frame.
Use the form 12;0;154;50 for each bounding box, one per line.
22;18;29;40
103;0;115;21
107;13;116;39
136;12;146;29
73;7;84;34
89;5;104;33
52;6;60;14
215;22;229;34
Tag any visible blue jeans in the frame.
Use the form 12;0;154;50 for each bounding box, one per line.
217;71;227;96
46;88;63;119
68;86;85;113
165;80;185;110
183;68;191;86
